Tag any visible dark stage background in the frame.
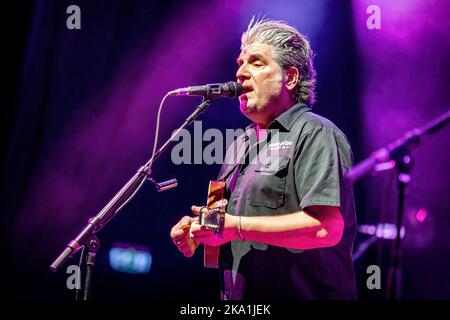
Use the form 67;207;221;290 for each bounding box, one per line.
2;0;450;300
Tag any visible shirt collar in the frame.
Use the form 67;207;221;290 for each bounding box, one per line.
269;102;311;131
243;102;311;133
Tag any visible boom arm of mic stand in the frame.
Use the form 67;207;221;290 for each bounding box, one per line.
50;168;148;271
345;109;450;183
50;98;213;272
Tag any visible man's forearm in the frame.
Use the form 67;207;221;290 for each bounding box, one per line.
227;208;343;250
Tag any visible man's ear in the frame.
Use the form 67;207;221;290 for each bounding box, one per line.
284;66;299;91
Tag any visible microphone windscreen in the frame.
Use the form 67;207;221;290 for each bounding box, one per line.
225;82;243;97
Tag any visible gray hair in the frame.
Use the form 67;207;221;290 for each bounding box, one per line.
241;18;317;106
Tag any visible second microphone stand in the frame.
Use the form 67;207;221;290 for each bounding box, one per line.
346;109;450;299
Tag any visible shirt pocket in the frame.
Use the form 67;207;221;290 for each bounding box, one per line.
249;156;290;209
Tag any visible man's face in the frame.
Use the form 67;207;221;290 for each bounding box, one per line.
236;42;285;125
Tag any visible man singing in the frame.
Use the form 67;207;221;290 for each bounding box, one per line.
170;19;357;300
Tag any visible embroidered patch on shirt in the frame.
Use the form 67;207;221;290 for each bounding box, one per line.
267;141;293;150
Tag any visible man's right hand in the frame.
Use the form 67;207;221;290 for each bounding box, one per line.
170;216;200;257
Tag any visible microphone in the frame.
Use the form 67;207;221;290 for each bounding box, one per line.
168;81;243;99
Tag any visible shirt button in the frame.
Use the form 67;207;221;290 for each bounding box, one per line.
232;199;238;205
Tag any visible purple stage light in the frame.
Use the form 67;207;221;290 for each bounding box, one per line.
415;208;428;223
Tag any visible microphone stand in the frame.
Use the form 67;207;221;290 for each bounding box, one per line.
50;98;212;300
385;149;413;300
345;109;450;300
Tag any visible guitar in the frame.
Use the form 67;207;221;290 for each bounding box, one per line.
199;180;227;268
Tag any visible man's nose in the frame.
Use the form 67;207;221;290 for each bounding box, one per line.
236;64;250;82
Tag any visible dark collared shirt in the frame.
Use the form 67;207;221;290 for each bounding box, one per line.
217;103;357;300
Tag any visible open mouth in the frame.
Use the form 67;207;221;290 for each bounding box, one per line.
242;85;254;95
